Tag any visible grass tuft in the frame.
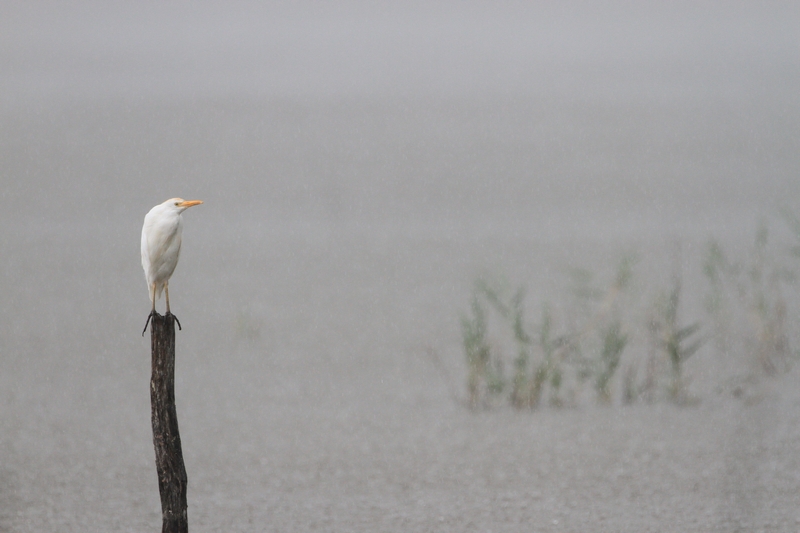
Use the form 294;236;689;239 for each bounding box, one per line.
459;208;800;411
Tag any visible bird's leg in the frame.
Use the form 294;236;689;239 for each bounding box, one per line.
164;284;182;331
142;283;157;336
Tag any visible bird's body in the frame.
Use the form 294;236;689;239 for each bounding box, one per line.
141;198;203;318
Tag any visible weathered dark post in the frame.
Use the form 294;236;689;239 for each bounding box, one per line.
149;312;188;533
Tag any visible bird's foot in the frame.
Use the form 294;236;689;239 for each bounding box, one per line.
142;311;182;336
166;311;182;331
142;310;156;336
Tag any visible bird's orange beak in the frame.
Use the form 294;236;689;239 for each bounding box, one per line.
178;200;203;208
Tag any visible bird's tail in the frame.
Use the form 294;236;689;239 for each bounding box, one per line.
149;282;165;303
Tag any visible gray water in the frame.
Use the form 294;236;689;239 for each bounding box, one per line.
2;2;800;531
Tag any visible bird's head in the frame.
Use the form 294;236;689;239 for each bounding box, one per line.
164;198;203;213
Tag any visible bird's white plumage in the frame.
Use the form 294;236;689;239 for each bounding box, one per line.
141;197;202;312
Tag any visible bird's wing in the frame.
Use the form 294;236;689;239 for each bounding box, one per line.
143;216;183;284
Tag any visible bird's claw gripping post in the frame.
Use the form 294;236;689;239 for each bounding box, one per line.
166;311;182;331
142;311;182;336
142;310;155;336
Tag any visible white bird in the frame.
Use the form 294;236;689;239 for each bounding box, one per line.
141;198;203;334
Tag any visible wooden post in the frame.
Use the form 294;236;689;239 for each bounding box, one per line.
149;312;188;533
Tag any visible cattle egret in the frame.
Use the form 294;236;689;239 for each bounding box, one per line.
141;198;203;335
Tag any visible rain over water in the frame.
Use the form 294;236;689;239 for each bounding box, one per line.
1;2;800;531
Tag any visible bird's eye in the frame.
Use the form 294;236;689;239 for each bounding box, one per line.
174;202;180;206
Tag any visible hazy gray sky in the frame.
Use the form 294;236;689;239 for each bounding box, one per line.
2;1;799;101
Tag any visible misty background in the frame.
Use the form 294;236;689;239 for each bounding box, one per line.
2;1;800;531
